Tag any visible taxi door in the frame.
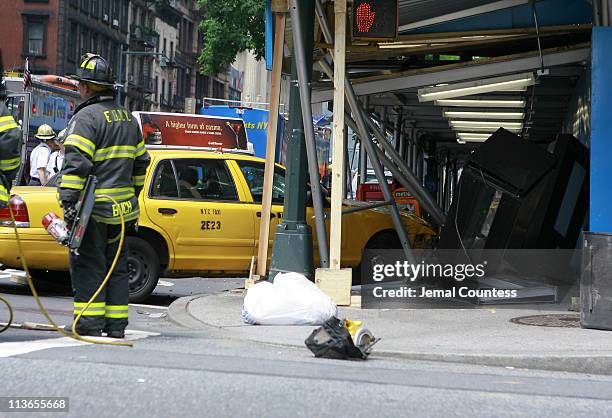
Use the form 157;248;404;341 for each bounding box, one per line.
228;160;283;270
144;156;255;272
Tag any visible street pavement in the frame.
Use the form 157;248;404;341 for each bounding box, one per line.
179;291;612;374
2;274;612;417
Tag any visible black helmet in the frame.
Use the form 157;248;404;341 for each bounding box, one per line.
69;53;115;87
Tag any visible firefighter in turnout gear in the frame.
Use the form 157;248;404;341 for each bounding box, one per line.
0;50;22;207
60;53;151;338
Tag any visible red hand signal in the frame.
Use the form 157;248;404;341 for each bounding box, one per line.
356;2;376;33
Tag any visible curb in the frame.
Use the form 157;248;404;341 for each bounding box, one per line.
168;294;612;375
374;352;612;375
167;295;212;330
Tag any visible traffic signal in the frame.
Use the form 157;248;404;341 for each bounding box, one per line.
352;0;398;41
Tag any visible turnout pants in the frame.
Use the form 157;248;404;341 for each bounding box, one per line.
69;218;130;334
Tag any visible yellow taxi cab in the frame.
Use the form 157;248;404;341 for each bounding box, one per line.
0;149;436;302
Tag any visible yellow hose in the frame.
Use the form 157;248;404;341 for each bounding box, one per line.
9;195;133;347
0;294;13;333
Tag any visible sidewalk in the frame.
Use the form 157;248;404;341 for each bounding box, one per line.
168;289;612;375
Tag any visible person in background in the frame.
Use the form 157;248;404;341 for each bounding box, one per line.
29;124;57;185
0;49;22;205
46;128;66;180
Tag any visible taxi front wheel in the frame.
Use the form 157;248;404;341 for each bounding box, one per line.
126;236;160;303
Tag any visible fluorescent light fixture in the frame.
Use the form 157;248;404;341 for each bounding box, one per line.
435;98;526;108
456;132;491;140
417;73;535;102
457;138;489;144
456;133;492;144
449;120;522;128
444;110;525;120
452;126;522;133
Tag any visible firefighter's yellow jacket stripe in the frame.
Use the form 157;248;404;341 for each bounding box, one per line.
65;134;96;158
61;174;87;190
0;184;8;202
93;145;137;162
135;140;146;157
0;116;18;132
0;157;21;171
132;175;145;187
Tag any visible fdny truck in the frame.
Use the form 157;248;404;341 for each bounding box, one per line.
3;74;81;185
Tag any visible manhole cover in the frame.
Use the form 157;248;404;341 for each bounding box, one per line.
510;314;580;328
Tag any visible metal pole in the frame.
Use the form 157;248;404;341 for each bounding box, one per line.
319;59;416;263
268;1;314;281
365;117;446;225
398;121;407;160
594;0;601;26
289;0;329;268
118;44;125;105
344;124;352;198
359;108;368;185
394;113;403;153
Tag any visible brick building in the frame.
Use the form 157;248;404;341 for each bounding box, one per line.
1;0;262;113
0;0;128;78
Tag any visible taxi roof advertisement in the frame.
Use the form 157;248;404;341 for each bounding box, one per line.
133;111;248;150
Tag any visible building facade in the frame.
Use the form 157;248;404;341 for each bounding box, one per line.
2;0;267;114
0;0;128;78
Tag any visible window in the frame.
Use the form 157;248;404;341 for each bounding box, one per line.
91;33;98;54
80;29;87;56
91;0;100;18
161;79;165;103
122;0;129;31
101;0;110;22
150;160;178;198
68;23;78;62
24;19;46;56
212;80;225;99
237;161;286;204
151;159;238;201
228;87;241;102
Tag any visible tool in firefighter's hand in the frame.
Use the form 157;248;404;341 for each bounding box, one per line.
42;175;98;254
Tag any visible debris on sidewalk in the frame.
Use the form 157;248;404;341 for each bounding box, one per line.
305;317;379;360
242;272;337;325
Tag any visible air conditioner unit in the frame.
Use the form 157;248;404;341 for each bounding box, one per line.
103;13;109;22
112;19;120;28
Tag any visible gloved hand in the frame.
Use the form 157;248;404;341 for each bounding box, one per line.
135;186;143;198
61;201;78;229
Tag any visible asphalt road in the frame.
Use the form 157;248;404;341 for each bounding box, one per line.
2;274;612;417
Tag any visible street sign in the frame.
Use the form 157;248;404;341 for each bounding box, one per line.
352;0;398;41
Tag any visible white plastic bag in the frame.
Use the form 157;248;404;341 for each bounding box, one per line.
242;272;338;325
